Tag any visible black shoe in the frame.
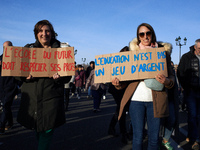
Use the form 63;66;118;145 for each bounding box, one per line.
121;134;128;144
5;125;13;131
0;128;5;135
5;122;13;131
108;127;118;137
126;132;133;142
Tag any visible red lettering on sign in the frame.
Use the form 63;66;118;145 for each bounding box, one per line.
32;50;36;59
54;50;73;59
43;51;51;59
18;49;23;58
50;63;61;71
4;47;12;57
63;63;75;71
14;48;36;59
14;48;18;57
20;62;47;72
2;62;15;70
67;50;73;59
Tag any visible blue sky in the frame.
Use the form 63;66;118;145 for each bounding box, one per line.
0;0;199;65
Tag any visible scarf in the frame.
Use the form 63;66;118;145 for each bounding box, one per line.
139;42;158;50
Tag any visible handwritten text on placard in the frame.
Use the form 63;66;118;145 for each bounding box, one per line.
94;48;168;83
2;46;75;77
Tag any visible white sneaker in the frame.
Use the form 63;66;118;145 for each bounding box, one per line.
77;94;81;99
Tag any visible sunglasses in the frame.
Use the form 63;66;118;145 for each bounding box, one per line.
139;31;152;38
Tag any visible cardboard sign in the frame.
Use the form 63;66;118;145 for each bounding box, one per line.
94;47;168;83
2;46;75;77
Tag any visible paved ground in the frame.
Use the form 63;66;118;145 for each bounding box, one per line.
0;90;196;150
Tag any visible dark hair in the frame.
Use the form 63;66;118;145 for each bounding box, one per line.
120;46;129;52
90;61;95;65
34;20;56;41
0;54;2;62
78;65;82;68
136;23;157;45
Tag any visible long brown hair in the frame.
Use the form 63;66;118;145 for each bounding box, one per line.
136;23;157;45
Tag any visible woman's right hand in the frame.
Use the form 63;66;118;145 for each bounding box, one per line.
111;77;120;86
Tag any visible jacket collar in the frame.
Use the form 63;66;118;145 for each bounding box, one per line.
190;45;195;55
129;38;172;55
33;39;61;48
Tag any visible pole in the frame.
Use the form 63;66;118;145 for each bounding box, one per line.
179;45;181;61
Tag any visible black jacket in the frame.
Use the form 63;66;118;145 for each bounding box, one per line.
86;66;93;79
0;54;18;103
177;45;200;91
16;39;71;132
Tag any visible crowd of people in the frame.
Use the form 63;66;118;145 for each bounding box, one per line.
0;20;200;150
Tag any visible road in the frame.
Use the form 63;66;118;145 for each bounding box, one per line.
0;90;195;150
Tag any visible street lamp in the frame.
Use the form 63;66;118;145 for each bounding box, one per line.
74;49;77;56
82;58;86;65
82;58;86;64
175;36;187;61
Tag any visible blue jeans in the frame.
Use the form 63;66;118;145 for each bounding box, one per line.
184;90;200;142
129;101;160;150
163;99;176;141
91;88;104;110
76;87;81;96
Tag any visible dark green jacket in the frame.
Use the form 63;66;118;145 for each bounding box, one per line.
17;39;71;132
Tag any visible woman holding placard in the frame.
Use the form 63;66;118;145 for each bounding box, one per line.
112;23;174;150
16;20;71;150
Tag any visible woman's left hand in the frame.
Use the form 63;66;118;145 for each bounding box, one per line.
155;74;170;86
53;73;60;79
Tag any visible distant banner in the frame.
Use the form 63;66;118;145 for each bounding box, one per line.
94;47;168;83
2;46;75;77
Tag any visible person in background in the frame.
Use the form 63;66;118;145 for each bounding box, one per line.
75;65;85;99
16;20;71;150
81;66;86;91
177;39;200;150
75;61;78;71
85;69;107;112
161;61;179;150
69;62;76;99
102;87;107;100
86;61;95;99
108;46;131;144
113;23;174;150
64;75;75;111
69;75;76;99
0;41;18;134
